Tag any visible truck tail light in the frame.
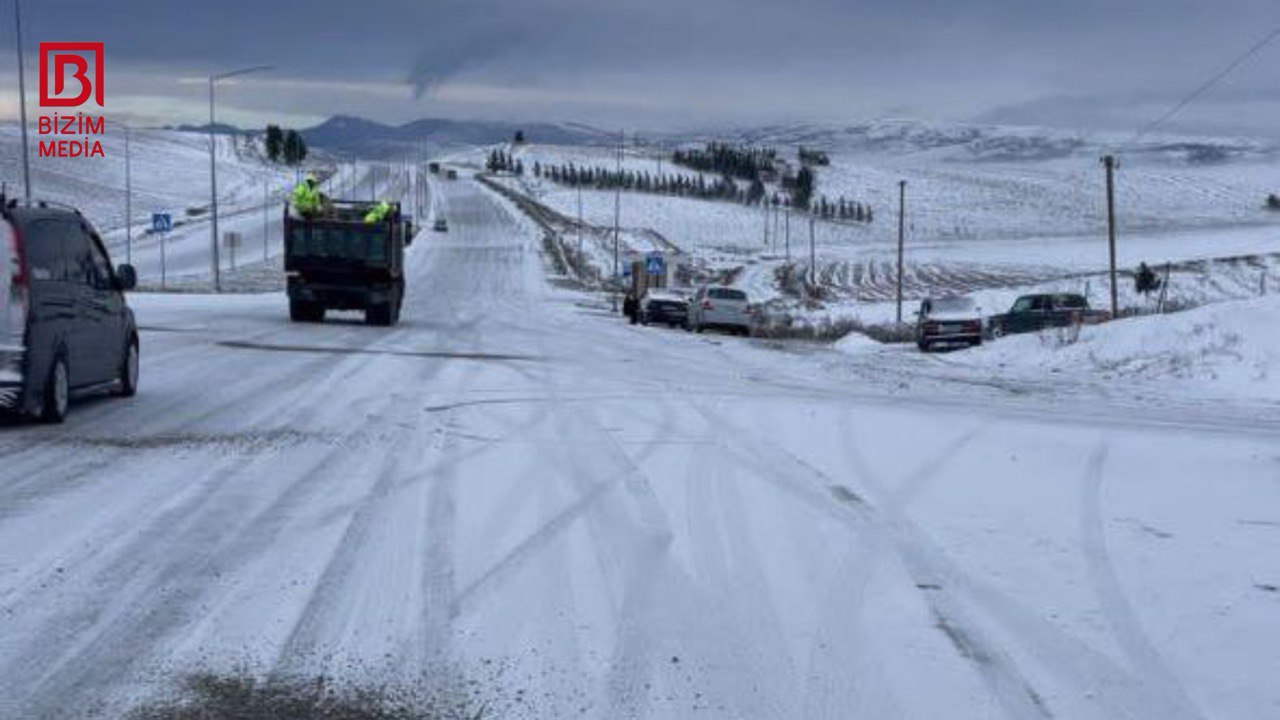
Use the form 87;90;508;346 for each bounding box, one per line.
701;299;713;310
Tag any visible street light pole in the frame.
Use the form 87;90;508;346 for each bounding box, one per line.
124;125;132;265
14;0;32;202
208;64;272;293
896;180;907;325
612;129;623;312
209;78;220;291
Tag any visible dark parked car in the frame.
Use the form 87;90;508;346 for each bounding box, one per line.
987;293;1109;338
917;296;983;351
433;217;448;232
1;198;139;423
640;290;689;328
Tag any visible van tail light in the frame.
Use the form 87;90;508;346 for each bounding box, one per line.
3;221;24;289
701;299;713;310
3;220;28;345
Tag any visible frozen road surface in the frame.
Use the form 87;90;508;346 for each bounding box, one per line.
2;179;1278;719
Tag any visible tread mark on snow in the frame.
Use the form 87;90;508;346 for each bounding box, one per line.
1080;442;1207;720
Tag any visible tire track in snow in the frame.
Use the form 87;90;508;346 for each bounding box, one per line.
1079;442;1207;720
694;403;1052;719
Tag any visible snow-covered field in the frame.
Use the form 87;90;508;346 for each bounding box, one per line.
0;122;427;285
2;177;1279;720
0;122;297;234
483;122;1280;332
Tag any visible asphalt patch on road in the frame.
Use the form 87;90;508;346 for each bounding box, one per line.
123;670;484;720
54;429;345;453
218;340;541;363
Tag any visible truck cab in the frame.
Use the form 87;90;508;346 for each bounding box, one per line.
283;199;414;326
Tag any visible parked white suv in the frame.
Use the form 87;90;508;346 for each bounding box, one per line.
687;285;752;336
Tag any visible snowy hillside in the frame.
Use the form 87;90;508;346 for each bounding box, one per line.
0;122;300;235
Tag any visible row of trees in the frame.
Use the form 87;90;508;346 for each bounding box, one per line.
798;146;830;166
532;161;872;223
264;125;308;165
672;142;779;182
538;162;744;201
486;149;525;175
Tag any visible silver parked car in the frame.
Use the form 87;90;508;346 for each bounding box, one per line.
687;285;752;336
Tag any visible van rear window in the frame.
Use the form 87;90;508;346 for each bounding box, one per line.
709;288;746;301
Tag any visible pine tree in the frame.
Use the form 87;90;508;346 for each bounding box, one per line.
265;125;283;163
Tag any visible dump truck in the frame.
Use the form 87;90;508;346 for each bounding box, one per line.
283;199;413;326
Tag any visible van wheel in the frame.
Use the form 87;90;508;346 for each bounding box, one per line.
366;303;393;326
117;337;140;397
41;356;70;424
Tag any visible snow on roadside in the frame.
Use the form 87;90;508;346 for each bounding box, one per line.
948;294;1280;402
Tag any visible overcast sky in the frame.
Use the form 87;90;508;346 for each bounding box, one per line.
2;0;1279;136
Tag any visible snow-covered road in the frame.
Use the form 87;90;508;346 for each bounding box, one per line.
1;179;1278;720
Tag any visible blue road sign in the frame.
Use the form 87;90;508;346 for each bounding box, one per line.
646;253;665;275
151;213;172;233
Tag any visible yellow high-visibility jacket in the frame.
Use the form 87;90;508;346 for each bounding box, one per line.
291;182;322;214
364;200;392;223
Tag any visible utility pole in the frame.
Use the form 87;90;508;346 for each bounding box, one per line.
809;216;817;295
763;201;769;247
124;125;132;265
1103;155;1119;318
784;207;790;262
577;182;583;257
263;179;269;262
612;129;623;312
14;0;31;202
209;64;272;293
896;180;907;325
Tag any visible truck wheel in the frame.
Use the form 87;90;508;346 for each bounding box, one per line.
290;301;323;323
41;355;70;424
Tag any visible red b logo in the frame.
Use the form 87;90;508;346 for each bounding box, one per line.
39;42;104;107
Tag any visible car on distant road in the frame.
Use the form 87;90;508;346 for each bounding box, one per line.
640;290;689;328
916;296;983;351
433;217;448;232
1;198;139;422
446;169;458;180
687;285;752;336
987;293;1108;338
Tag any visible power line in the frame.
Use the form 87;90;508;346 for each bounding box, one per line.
1128;25;1280;145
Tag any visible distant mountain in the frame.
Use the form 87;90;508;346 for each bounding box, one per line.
713;120;1279;165
298;115;613;157
168;122;246;135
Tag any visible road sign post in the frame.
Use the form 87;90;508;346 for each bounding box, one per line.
152;213;172;290
223;231;242;272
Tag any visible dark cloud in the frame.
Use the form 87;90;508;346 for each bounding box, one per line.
3;0;1279;133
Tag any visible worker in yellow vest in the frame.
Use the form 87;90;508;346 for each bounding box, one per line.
290;174;325;216
364;199;393;223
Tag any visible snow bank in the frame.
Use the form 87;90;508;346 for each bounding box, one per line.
956;295;1280;401
833;331;885;355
